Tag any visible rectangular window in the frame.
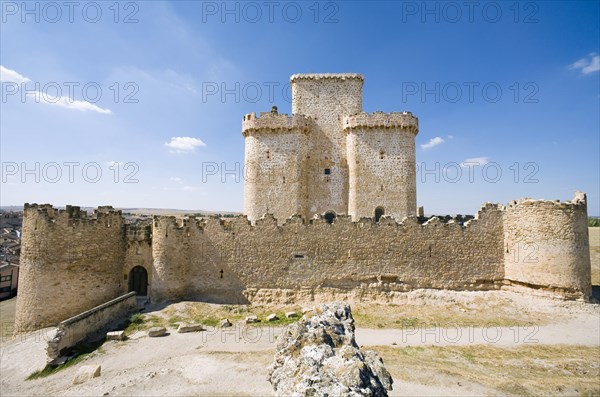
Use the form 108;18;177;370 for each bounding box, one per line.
293;253;306;259
0;275;11;282
324;168;331;175
0;286;11;293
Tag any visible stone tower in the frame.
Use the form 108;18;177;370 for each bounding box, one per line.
345;112;419;221
242;73;419;224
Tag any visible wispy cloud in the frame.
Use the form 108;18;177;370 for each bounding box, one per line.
183;186;199;191
0;65;31;83
421;137;444;150
169;177;183;183
1;65;112;114
569;53;600;75
165;137;206;153
460;157;490;168
25;92;113;114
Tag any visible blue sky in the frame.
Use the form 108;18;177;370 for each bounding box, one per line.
1;1;599;215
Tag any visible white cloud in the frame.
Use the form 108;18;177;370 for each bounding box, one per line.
0;65;30;83
183;186;199;191
1;65;112;114
169;177;183;183
165;137;206;153
25;92;113;114
421;137;444;150
569;53;600;75
460;157;490;168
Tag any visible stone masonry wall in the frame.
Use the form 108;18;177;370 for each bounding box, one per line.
47;292;137;362
503;192;591;298
15;204;126;331
152;203;505;304
345;112;418;221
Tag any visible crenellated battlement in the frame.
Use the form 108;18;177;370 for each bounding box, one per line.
290;73;364;83
23;203;123;227
125;221;152;243
151;202;502;234
343;111;419;133
505;191;587;211
242;112;313;137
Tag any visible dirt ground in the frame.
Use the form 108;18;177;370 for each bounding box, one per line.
1;289;598;397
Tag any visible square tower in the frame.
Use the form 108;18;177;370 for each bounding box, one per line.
290;74;364;217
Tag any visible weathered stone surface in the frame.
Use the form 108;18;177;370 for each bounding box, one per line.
177;323;205;333
269;303;393;396
73;365;101;385
285;311;298;319
106;330;125;341
219;319;232;328
148;327;167;337
267;314;278;322
245;315;259;324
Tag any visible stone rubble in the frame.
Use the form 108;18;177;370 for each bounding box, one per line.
269;303;393;397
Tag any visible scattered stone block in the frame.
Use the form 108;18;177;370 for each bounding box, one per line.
245;315;259;324
267;313;278;322
177;323;205;333
106;330;125;341
285;311;298;319
73;365;101;384
219;318;232;328
148;327;167;337
301;307;314;314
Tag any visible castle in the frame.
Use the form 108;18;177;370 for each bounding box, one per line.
243;74;417;224
14;74;592;332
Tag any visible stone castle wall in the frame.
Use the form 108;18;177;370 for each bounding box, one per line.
15;193;592;331
503;192;591;298
15;204;126;331
148;203;505;304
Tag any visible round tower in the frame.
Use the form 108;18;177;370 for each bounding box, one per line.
15;204;125;331
151;216;194;301
344;112;419;221
503;192;591;299
242;110;311;224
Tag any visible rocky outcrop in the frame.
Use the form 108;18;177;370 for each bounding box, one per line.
269;303;393;396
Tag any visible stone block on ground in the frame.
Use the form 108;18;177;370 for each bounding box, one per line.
267;313;278;322
219;318;232;328
73;365;101;385
148;327;167;337
245;315;259;324
177;323;205;333
285;311;298;318
106;330;126;341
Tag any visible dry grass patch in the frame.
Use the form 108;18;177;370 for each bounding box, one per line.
372;344;600;397
352;300;553;329
125;302;304;335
